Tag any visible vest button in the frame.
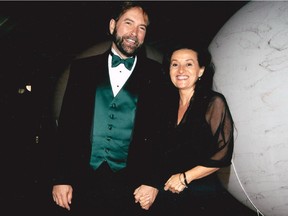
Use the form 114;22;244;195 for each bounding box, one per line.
108;124;112;130
111;103;116;108
109;114;114;119
106;137;111;141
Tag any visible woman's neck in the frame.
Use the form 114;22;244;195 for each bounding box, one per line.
179;89;195;107
177;89;195;125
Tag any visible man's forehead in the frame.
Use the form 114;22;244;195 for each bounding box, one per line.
119;7;149;25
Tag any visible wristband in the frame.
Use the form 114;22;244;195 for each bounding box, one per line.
183;172;189;187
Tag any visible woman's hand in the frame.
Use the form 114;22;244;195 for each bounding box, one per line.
164;173;187;193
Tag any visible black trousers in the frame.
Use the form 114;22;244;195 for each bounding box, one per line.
52;162;146;216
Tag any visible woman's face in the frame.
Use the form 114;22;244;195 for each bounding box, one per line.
169;49;205;91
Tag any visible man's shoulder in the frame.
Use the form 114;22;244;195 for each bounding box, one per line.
137;56;162;71
73;51;109;64
69;51;109;73
144;56;162;65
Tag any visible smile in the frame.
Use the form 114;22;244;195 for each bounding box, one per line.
176;75;189;80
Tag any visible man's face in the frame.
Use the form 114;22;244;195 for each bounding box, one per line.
109;7;148;57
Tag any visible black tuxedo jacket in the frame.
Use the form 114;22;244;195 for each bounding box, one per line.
53;49;164;188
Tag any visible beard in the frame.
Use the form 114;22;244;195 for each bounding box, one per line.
112;29;143;57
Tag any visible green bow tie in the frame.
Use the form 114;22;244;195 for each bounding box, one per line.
111;53;135;70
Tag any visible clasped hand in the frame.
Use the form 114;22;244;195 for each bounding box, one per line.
164;173;187;194
134;185;159;210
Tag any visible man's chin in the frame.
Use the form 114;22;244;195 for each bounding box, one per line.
124;49;138;57
128;45;143;55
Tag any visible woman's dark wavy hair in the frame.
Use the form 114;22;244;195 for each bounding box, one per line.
162;41;215;95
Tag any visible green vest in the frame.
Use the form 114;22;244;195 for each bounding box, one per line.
90;82;138;172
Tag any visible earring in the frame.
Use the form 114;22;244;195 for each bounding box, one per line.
198;77;201;81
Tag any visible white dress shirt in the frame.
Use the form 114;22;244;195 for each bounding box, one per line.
108;49;137;97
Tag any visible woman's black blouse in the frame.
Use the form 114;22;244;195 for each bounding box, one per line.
153;89;234;184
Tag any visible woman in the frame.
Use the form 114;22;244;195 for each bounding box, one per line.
134;42;235;215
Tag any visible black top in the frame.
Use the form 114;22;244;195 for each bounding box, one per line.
140;88;234;188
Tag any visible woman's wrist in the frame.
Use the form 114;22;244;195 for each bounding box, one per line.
182;172;189;187
179;173;188;188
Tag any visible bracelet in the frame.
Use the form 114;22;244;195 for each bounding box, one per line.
183;172;189;187
179;173;188;188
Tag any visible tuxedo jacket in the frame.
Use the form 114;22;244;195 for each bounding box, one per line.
53;49;164;188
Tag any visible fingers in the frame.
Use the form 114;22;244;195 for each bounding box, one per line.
165;182;186;193
134;191;151;209
139;194;152;210
134;187;141;203
164;174;187;193
133;186;140;195
142;203;151;210
53;193;70;210
134;185;159;210
134;185;156;203
52;185;72;211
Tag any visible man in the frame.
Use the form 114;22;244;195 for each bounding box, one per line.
52;2;162;215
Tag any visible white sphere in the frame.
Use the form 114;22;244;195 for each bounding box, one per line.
210;1;288;216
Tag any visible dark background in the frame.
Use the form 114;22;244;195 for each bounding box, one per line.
0;1;256;215
0;1;250;90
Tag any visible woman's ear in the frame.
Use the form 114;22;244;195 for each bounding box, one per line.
199;66;205;78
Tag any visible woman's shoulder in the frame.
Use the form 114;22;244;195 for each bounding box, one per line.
210;90;226;99
206;90;229;107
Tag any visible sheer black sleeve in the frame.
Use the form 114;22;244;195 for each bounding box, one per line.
202;93;234;167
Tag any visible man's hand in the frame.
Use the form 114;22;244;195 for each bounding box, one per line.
134;185;158;210
52;185;73;210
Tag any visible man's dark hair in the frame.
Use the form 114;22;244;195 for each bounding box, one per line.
111;1;151;26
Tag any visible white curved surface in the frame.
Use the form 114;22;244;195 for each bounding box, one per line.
210;1;288;216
